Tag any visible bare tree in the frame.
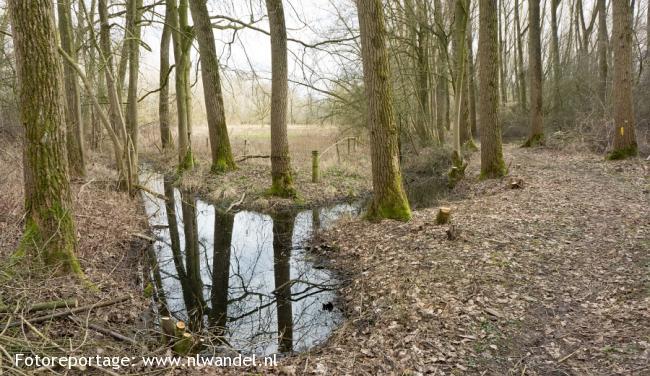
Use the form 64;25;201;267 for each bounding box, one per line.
159;7;172;149
189;0;237;173
523;0;544;147
9;0;82;274
608;0;637;159
356;0;411;221
57;0;86;178
266;0;296;197
478;0;505;178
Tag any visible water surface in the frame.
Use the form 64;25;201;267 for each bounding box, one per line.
140;173;360;355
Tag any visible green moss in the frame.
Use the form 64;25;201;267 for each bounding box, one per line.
463;139;479;152
268;173;297;198
606;145;638;160
143;282;154;298
365;187;411;222
480;157;507;180
210;156;237;174
178;150;196;172
521;133;545;148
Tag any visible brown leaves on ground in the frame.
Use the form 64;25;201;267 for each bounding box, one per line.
268;145;648;375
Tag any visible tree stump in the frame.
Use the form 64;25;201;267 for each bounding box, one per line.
509;178;524;189
436;207;452;225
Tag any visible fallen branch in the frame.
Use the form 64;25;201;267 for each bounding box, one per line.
0;298;78;314
235;154;270;162
6;296;130;328
134;184;167;200
132;232;157;243
68;316;140;347
225;192;246;213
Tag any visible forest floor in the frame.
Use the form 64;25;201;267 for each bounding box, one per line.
1;137;648;375
0;139;156;374
257;144;648;375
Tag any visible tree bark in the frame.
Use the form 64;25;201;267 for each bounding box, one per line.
609;0;637;158
433;0;450;142
57;0;86;178
467;18;477;138
356;0;411;221
514;0;527;111
266;0;295;196
189;0;237;173
99;0;132;189
170;0;194;170
9;0;81;274
126;0;142;188
597;0;608;106
451;0;470;153
550;0;562;110
524;0;544;146
478;0;506;178
159;8;172;150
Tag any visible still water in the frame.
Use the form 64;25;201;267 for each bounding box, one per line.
140;173;360;355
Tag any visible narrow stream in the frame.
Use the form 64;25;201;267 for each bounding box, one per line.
139;172;361;355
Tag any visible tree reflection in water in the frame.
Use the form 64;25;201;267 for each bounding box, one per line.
140;172;360;355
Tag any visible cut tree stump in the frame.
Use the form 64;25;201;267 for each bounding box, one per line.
509;178;524;189
436;207;452;225
160;316;176;344
446;225;460;240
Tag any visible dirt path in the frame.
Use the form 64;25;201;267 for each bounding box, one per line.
273;145;649;375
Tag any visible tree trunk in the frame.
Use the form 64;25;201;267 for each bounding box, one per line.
9;0;81;274
524;0;544;146
451;0;469;158
57;0;86;178
266;0;295;197
99;0;132;190
125;0;142;188
478;0;506;178
597;0;608;106
410;0;433;144
159;9;172;150
356;0;411;221
189;0;237;173
467;27;477;138
170;0;194;170
609;0;637;159
433;0;449;142
550;0;562;110
514;0;527;111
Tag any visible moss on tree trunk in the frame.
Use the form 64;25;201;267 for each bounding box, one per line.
266;0;296;198
9;0;82;275
357;0;411;222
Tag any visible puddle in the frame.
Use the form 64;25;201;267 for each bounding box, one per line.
139;172;361;355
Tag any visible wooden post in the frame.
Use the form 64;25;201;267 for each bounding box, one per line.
243;139;247;156
347;138;351;155
312;150;319;183
336;143;341;163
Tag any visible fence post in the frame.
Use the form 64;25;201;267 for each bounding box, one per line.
336;143;341;163
312;150;319;183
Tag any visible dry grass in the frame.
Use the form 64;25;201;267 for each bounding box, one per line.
139;123;372;211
